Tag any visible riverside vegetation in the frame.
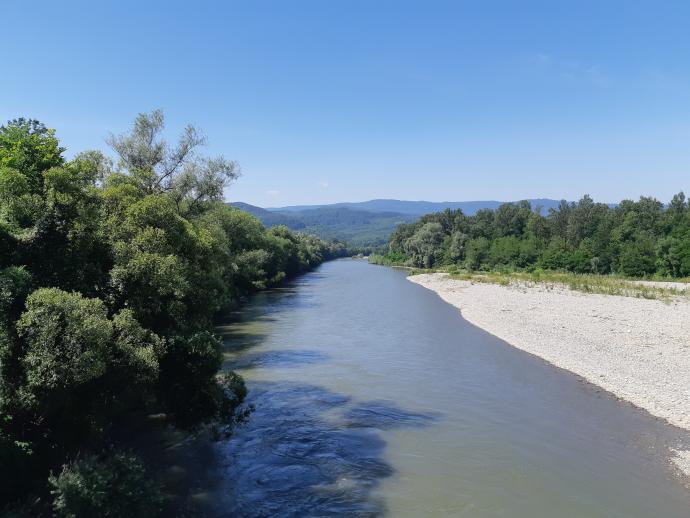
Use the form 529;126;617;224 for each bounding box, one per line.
0;112;347;515
370;196;690;283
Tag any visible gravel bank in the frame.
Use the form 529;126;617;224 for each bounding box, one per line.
409;273;690;431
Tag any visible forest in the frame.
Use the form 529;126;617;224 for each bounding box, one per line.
230;202;417;249
373;196;690;278
0;112;346;515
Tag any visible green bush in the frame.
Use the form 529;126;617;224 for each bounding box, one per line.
49;453;162;518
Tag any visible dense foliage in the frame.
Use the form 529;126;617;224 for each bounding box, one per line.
376;196;690;278
0;113;346;514
49;453;164;518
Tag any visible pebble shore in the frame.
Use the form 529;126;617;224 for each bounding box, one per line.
409;273;690;474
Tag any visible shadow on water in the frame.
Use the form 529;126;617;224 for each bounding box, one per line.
197;270;442;516
343;402;439;430
217;321;275;354
206;381;438;518
226;350;329;370
216;284;318;356
173;260;690;518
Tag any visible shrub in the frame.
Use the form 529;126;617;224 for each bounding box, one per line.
49;453;162;518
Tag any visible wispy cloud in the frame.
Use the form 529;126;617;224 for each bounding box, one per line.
318;181;329;189
266;189;280;197
527;53;612;88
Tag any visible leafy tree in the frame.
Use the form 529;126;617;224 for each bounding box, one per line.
18;289;112;395
656;235;690;277
619;235;656;277
404;222;444;268
538;238;570;270
444;231;468;263
0;119;64;194
49;452;163;518
488;236;521;268
0;113;343;510
493;201;530;237
465;237;491;271
379;194;689;279
106;110;239;211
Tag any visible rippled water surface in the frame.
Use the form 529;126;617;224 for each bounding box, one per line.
197;259;690;517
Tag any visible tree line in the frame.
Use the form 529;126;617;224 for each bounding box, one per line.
0;112;347;515
374;194;690;278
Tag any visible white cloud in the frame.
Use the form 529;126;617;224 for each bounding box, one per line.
266;189;280;197
318;181;329;189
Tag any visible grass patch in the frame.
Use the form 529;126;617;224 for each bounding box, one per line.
419;268;689;301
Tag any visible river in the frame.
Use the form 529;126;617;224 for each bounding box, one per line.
192;259;690;517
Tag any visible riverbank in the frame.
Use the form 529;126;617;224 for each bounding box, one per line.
408;273;690;463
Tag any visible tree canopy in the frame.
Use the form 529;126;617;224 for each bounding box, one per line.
378;195;690;278
0;112;347;514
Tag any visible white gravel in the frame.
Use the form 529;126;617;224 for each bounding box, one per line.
409;273;690;431
671;449;690;482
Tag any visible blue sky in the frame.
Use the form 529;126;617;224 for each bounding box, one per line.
3;1;690;207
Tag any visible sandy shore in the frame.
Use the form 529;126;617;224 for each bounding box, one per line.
409;273;690;432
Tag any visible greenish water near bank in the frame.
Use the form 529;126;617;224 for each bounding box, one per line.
196;259;690;517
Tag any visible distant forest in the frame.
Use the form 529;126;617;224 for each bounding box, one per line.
374;196;690;278
230;202;417;248
0;113;346;515
230;199;568;250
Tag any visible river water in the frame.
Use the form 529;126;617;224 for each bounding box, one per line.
198;259;690;517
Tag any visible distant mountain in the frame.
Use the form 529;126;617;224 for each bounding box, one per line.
287;207;417;247
268;198;564;216
229;202;416;248
229;202;305;230
231;198;571;249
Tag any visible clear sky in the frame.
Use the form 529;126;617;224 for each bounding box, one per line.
3;1;690;207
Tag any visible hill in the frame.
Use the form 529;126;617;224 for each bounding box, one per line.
231;199;581;249
229;202;305;230
229;202;415;248
268;198;565;216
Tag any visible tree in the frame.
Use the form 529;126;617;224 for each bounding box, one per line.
49;452;163;518
669;191;686;217
106;110;239;214
17;289;112;394
493;201;530;237
488;236;521;268
465;237;490;271
538;237;569;270
0;113;338;509
617;235;656;277
19;161;110;295
525;212;550;242
445;231;468;263
404;222;444;268
380;193;690;279
0;119;64;194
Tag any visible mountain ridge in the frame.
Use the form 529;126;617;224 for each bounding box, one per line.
228;199;576;248
265;198;566;215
